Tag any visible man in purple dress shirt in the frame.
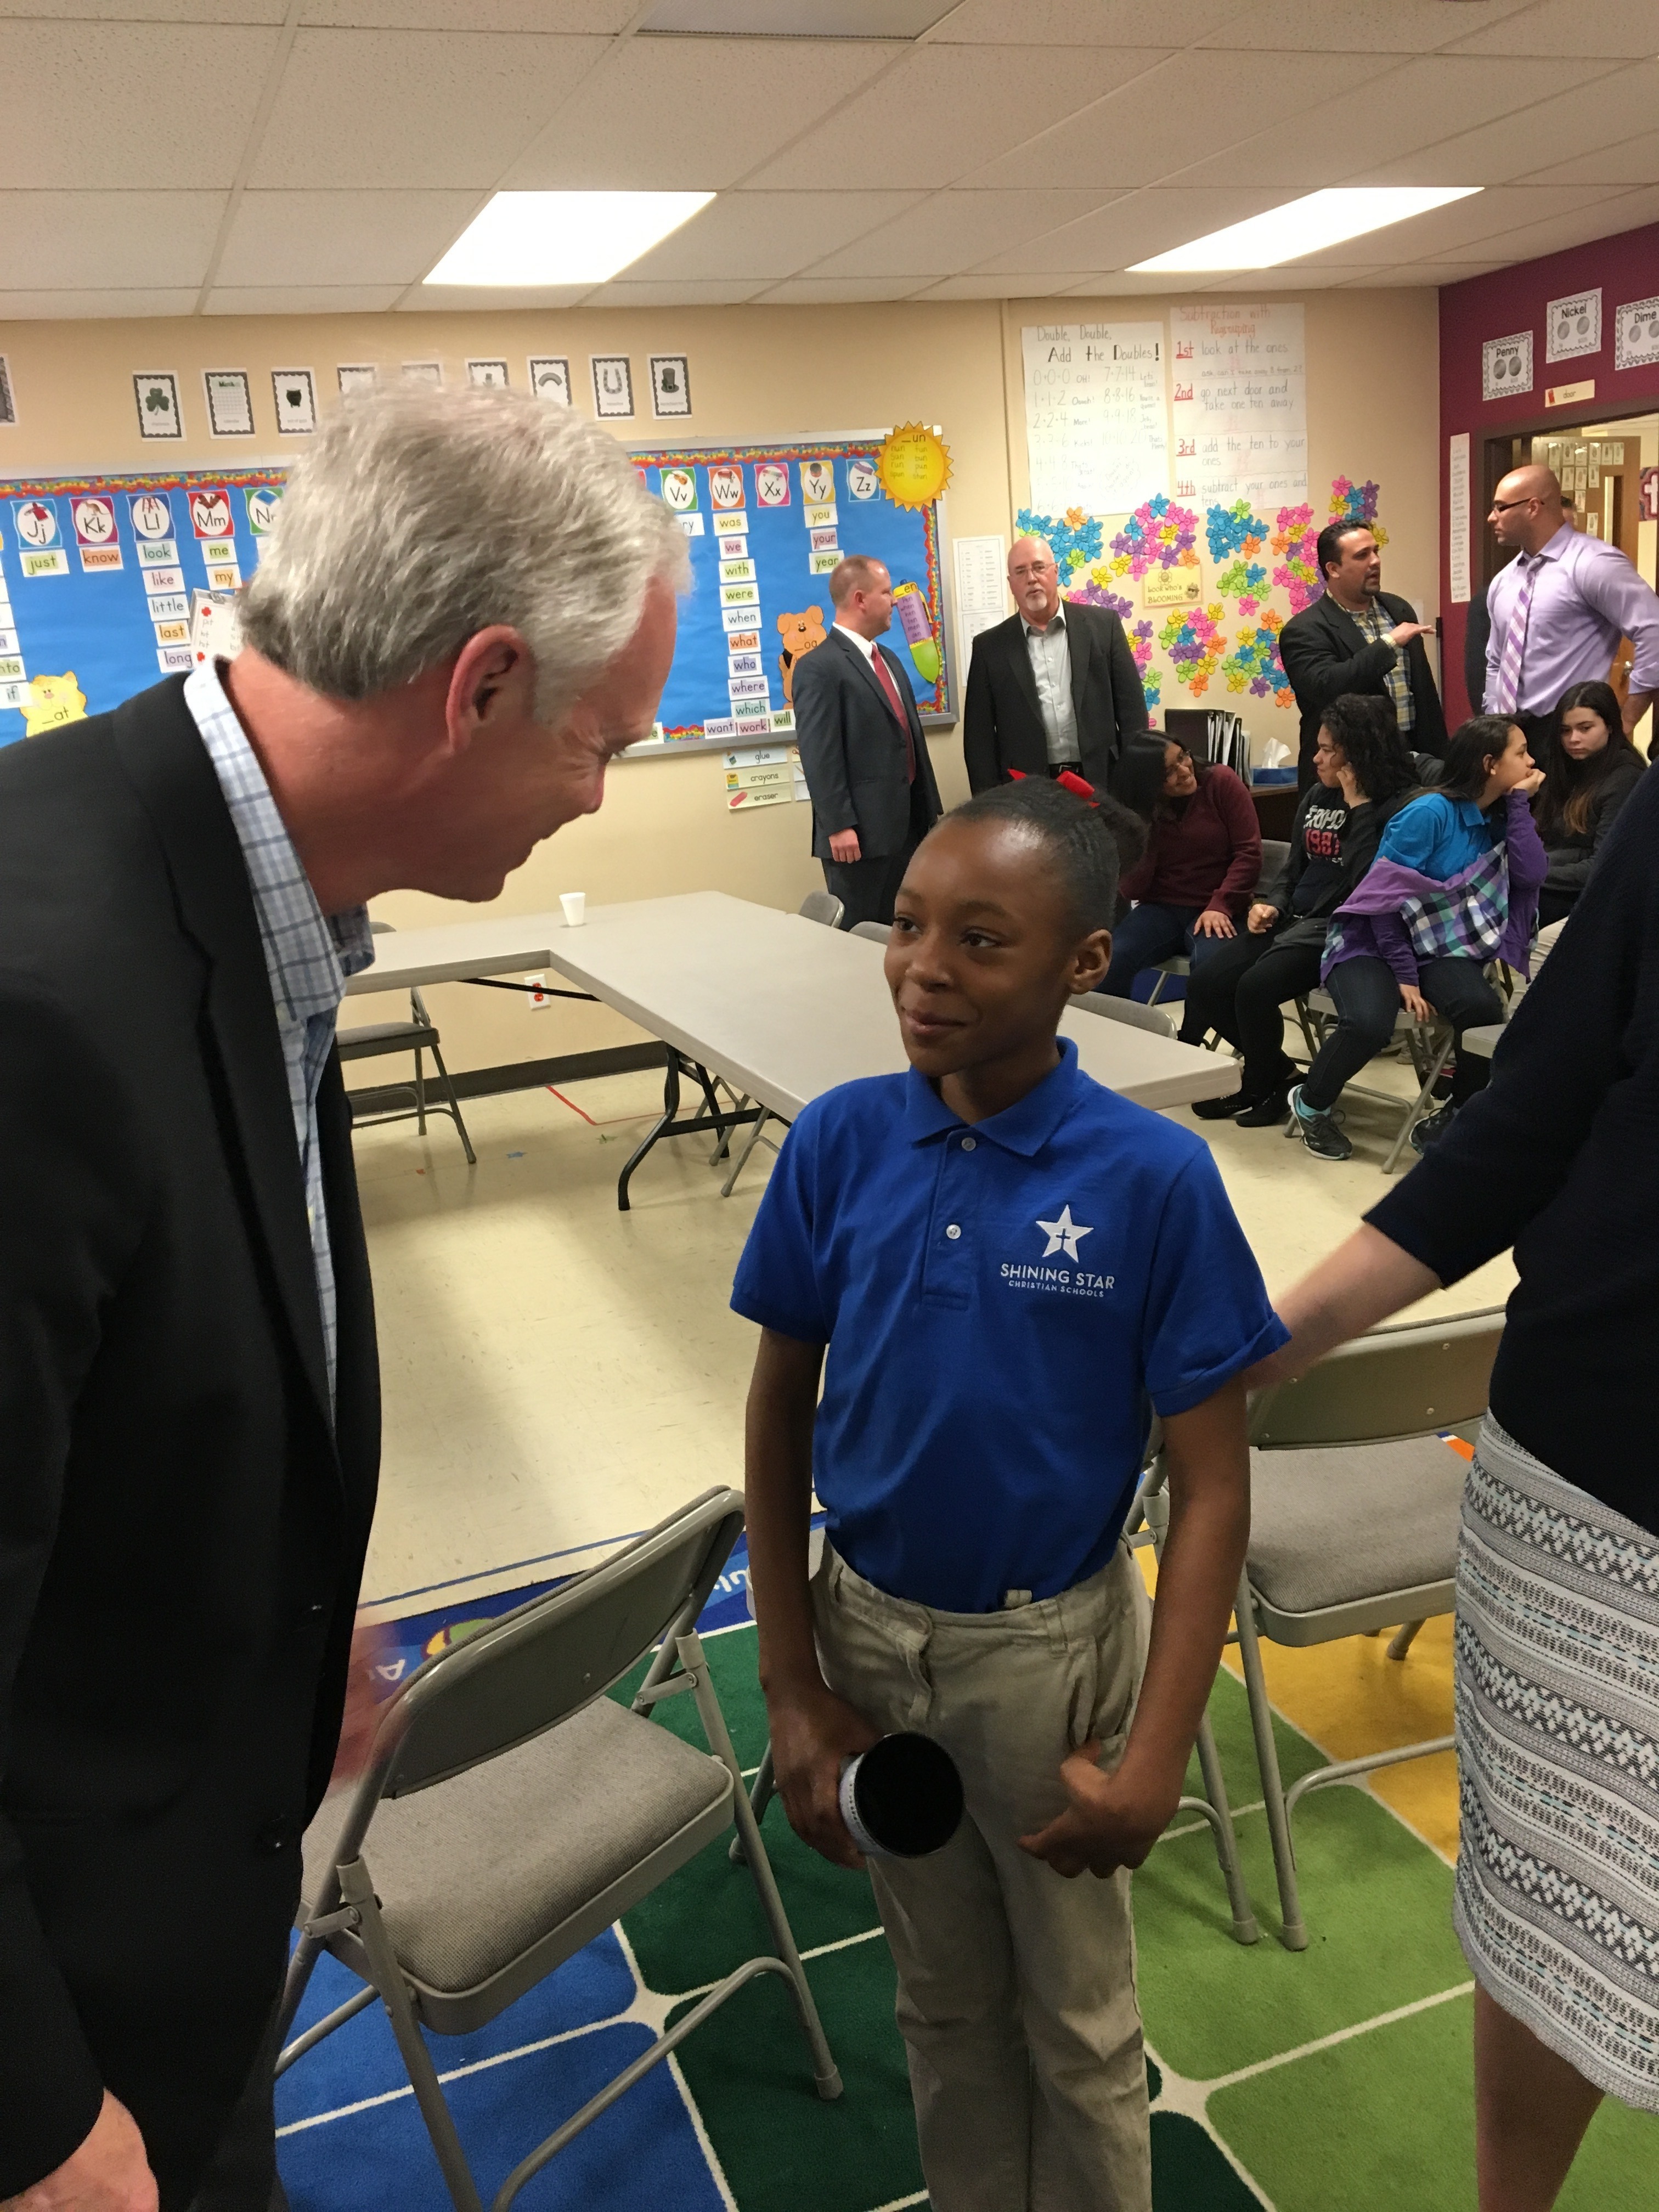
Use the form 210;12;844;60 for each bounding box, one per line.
1484;464;1658;751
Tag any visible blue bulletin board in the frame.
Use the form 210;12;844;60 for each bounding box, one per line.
0;469;283;743
629;434;952;749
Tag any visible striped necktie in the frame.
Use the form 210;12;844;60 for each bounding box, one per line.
1493;553;1542;715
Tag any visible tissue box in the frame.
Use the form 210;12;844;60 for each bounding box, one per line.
1251;767;1297;787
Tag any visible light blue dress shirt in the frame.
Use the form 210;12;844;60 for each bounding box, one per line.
183;661;375;1410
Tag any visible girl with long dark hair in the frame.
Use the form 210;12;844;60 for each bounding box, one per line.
1103;736;1260;998
1288;716;1548;1163
1532;679;1644;928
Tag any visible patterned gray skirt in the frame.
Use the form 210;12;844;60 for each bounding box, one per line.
1455;1416;1659;2108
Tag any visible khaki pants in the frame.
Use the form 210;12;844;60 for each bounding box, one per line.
811;1541;1153;2212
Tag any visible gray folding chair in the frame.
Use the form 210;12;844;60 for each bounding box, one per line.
1073;989;1176;1039
1289;988;1453;1173
340;922;476;1164
276;1488;840;2212
1210;1308;1502;1950
849;919;890;944
798;888;844;929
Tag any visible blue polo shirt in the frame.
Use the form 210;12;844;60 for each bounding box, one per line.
731;1037;1286;1613
1379;790;1495;879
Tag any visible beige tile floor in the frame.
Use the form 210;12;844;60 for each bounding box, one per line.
353;1037;1515;1617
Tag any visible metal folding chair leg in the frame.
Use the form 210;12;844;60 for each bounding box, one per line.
1380;1027;1453;1175
1232;1572;1308;1951
720;1108;775;1197
425;1037;476;1165
729;1742;776;1865
1142;1479;1259;1945
338;1855;486;2212
1387;1619;1426;1660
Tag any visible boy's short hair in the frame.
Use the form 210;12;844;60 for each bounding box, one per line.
940;777;1144;936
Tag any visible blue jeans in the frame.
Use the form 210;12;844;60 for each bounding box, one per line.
1103;902;1227;999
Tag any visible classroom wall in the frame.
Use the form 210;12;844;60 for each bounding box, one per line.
0;285;1438;1075
1438;220;1659;721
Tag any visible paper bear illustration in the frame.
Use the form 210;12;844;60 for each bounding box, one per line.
22;670;87;738
776;607;827;706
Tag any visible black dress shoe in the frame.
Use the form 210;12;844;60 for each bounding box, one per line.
1234;1081;1294;1128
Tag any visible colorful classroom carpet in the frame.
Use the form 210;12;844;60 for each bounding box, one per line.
278;1542;1655;2210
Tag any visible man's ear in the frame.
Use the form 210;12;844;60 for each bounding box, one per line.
444;626;536;753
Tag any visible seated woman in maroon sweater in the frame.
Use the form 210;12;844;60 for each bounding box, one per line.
1103;737;1262;998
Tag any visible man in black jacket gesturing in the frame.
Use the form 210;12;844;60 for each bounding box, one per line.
962;536;1148;795
1278;522;1447;789
0;387;685;2212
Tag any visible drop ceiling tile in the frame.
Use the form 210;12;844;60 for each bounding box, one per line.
1444;0;1659;55
1190;0;1537;51
1421;185;1659;265
399;283;592;309
1348;262;1505;285
754;275;929;302
0;287;202;317
0;2;285;18
503;36;894;190
1356;58;1650;187
965;49;1400;191
971;187;1302;276
0;190;226;287
1324;183;1626;263
581;276;768;304
248;27;611;189
619;190;924;280
745;44;1169;192
0;22;281;188
937;0;1241;41
217;189;481;286
205;284;405;312
804;188;1123;279
640;0;946;30
303;1;631;24
914;271;1104;298
1516;127;1659;189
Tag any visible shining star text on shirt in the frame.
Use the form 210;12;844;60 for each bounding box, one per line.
1001;1261;1115;1299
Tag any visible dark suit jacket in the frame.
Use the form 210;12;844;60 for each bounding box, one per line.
0;678;379;2205
793;625;943;860
962;602;1149;795
1278;589;1448;781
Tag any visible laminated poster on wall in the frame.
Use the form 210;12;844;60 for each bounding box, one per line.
0;468;283;746
628;436;951;751
1023;323;1169;517
1169;304;1308;510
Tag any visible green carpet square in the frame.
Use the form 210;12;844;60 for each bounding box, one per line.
1135;1785;1464;2079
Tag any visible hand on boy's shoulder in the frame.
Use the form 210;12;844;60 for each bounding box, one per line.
1017;1738;1172;1880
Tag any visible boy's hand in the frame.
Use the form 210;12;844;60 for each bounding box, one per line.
768;1681;882;1870
1017;1740;1179;1880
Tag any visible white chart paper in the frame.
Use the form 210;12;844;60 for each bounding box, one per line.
1448;433;1471;607
1022;324;1168;516
1169;303;1307;509
953;533;1008;698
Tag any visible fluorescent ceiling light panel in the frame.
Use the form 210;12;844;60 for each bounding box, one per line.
1129;187;1482;272
425;192;715;287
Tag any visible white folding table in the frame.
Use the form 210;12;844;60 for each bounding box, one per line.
351;893;1240;1209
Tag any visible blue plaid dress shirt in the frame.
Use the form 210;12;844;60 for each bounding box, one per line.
184;661;375;1412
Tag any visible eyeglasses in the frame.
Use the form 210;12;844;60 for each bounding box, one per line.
1489;497;1534;514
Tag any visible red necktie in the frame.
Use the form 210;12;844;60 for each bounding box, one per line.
872;648;916;783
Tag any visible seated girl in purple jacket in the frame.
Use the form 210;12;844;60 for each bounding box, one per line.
1288;715;1547;1164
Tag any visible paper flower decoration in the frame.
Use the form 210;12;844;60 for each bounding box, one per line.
1110;494;1199;579
1328;475;1389;549
1015;505;1104;573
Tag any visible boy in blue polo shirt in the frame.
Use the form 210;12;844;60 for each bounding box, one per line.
733;778;1285;2212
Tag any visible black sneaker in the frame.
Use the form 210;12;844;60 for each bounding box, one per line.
1288;1084;1352;1162
1192;1090;1244;1120
1234;1080;1294;1130
1410;1102;1458;1155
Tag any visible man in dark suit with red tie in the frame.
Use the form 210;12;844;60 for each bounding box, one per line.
793;555;943;929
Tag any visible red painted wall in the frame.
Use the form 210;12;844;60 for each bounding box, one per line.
1439;220;1659;721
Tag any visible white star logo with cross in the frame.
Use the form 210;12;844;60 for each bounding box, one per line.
1035;1205;1092;1261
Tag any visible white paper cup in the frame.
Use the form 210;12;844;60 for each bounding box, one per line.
560;891;586;928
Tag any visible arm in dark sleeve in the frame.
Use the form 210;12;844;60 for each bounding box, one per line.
962;635;998;794
1105;614;1150;744
1277;612;1396;718
0;981;148;2194
792;656;856;835
1205;768;1262;910
1367;765;1656;1283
